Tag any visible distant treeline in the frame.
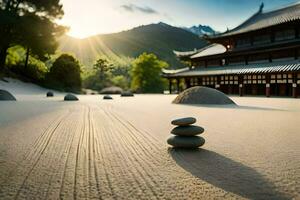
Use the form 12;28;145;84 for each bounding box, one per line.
4;45;169;93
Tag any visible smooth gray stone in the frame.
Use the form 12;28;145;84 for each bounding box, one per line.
0;90;16;101
64;94;78;101
171;125;204;136
167;136;205;148
47;91;54;97
171;117;196;126
103;95;113;100
100;86;123;94
173;86;236;105
121;91;134;97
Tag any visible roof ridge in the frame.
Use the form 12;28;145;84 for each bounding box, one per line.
262;1;300;14
226;10;261;33
211;5;264;37
208;1;300;39
223;2;300;34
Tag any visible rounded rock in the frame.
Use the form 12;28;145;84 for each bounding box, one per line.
171;125;204;136
173;86;236;105
171;117;196;126
167;136;205;148
0;90;16;101
46;91;54;97
100;86;123;94
103;95;113;100
64;94;78;101
121;91;134;97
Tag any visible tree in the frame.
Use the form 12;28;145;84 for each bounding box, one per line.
46;54;82;92
130;53;168;93
82;58;131;91
0;0;66;71
93;57;112;80
91;57;113;89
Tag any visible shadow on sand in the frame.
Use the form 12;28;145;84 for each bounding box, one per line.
169;148;290;200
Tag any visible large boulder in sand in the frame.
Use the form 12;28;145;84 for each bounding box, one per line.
64;94;78;101
0;90;16;101
173;86;235;105
100;86;123;94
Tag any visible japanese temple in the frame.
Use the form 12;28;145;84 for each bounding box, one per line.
163;2;300;97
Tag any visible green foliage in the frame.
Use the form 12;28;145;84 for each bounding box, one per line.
82;57;130;91
0;0;66;70
5;46;47;83
93;57;112;80
130;53;168;93
111;75;129;90
18;14;66;61
46;54;81;92
83;57;112;90
9;60;48;83
5;46;23;66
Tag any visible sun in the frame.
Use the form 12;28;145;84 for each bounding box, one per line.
66;28;91;39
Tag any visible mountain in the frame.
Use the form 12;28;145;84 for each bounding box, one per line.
59;22;208;68
184;25;216;36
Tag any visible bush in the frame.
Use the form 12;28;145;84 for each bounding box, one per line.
111;75;129;90
46;54;81;92
82;58;130;91
8;58;47;84
9;62;47;83
5;46;47;84
130;53;168;93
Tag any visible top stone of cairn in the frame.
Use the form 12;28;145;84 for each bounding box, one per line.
171;117;196;126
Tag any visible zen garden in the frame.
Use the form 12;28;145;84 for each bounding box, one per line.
0;0;299;199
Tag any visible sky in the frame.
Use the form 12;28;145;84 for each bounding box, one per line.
59;0;299;38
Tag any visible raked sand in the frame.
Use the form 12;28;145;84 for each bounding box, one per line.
0;79;299;199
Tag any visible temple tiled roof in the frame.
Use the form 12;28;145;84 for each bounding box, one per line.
173;49;199;58
162;60;300;77
162;67;189;75
173;43;226;60
210;2;300;39
190;44;226;59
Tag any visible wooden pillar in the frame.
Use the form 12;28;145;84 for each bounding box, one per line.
292;83;297;98
266;75;271;97
239;76;244;96
292;74;297;98
197;77;202;86
185;78;191;88
215;76;220;91
169;79;172;94
176;78;180;93
228;85;232;94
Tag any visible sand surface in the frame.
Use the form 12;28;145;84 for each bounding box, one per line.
0;79;299;199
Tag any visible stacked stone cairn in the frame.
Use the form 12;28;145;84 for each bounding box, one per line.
167;117;205;149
